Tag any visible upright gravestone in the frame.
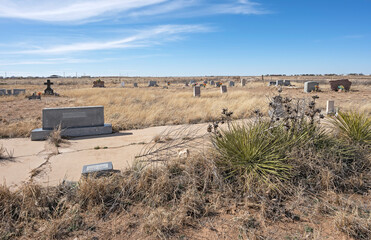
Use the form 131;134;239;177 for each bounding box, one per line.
210;80;215;86
276;80;284;86
6;90;12;95
31;106;112;141
44;80;54;94
229;81;235;87
304;81;319;93
283;80;291;86
148;81;157;87
193;86;201;97
0;89;6;96
268;81;275;86
326;100;335;115
329;79;352;91
221;85;227;93
133;83;138;88
121;82;125;88
13;89;26;95
241;79;246;87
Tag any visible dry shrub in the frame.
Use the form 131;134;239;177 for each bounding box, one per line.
335;211;371;240
0;144;13;160
48;125;64;147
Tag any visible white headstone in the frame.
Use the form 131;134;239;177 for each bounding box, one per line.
326;100;335;115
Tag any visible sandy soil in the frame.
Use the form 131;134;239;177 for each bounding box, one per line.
0;123;208;188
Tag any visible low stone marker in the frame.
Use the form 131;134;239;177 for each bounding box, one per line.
283;80;291;86
82;162;113;176
13;89;26;95
326;100;335;115
148;81;157;87
193;86;201;97
28;93;41;100
229;81;235;87
221;85;227;93
31;106;112;141
276;80;284;86
304;81;319;93
241;79;246;86
133;83;138;87
0;89;6;96
329;79;352;91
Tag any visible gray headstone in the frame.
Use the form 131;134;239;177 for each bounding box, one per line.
82;162;113;174
326;100;335;115
209;80;215;85
304;81;319;93
133;83;138;88
276;80;284;86
6;90;12;95
42;106;105;130
193;86;201;97
221;85;227;93
13;89;26;95
241;79;246;86
283;80;291;86
0;89;6;96
229;81;235;87
148;81;157;87
31;106;112;141
268;81;276;86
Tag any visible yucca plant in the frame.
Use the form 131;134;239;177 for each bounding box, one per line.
329;111;371;145
212;120;294;190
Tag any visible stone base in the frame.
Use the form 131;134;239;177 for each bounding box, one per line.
31;124;112;141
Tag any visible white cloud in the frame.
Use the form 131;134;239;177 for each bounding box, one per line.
15;24;211;54
0;0;266;23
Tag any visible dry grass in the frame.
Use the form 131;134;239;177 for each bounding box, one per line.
1;77;370;138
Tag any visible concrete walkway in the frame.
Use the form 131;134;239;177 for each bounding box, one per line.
0;123;209;188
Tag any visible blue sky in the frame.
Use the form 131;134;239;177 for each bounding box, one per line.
0;0;370;77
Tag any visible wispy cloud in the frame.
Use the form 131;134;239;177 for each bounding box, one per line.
13;24;211;54
0;0;267;23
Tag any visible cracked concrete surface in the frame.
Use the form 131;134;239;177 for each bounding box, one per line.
0;123;208;188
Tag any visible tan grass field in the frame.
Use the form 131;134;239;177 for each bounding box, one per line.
1;76;370;138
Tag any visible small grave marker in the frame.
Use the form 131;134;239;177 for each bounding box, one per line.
209;80;215;86
241;79;246;86
0;89;6;96
326;100;335;115
6;90;12;95
229;81;235;87
193;86;201;97
283;80;291;86
276;80;284;86
133;83;138;88
221;85;227;93
82;162;113;175
148;81;157;87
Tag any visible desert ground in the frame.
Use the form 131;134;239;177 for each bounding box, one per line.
0;75;370;240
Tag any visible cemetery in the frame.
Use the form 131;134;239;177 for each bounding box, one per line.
0;75;370;240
